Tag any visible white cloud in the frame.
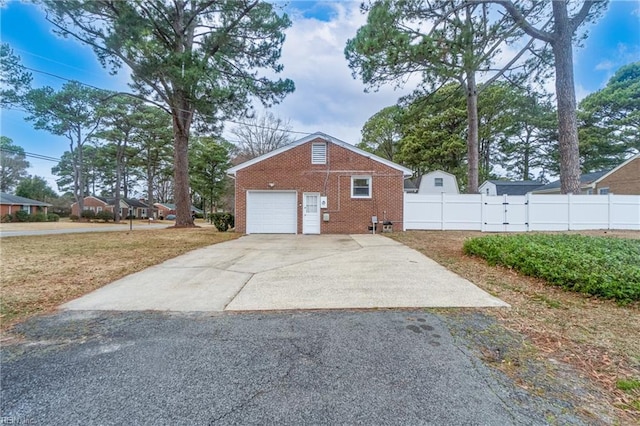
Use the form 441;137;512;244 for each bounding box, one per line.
595;60;615;71
243;2;414;145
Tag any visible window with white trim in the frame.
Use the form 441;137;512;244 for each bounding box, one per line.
351;176;371;198
434;177;444;187
311;143;326;164
598;187;609;195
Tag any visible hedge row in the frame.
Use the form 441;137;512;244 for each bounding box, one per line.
0;212;60;223
463;234;640;303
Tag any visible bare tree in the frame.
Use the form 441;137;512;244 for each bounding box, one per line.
231;112;294;160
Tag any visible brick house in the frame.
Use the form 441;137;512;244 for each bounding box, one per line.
71;196;149;218
154;203;203;220
533;154;640;195
227;132;412;234
0;193;52;215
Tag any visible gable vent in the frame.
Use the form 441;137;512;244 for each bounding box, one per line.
312;143;327;164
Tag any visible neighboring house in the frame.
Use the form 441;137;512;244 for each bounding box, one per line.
227;132;412;234
70;195;112;216
71;196;150;218
154;203;203;219
417;170;459;194
533;154;640;195
479;180;543;196
0;193;52;215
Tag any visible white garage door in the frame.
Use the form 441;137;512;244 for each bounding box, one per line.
246;191;297;234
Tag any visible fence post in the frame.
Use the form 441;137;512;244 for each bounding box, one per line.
608;193;613;230
480;193;486;232
567;193;572;231
525;193;530;232
440;192;445;230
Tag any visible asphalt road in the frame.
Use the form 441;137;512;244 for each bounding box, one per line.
0;223;168;237
1;310;586;425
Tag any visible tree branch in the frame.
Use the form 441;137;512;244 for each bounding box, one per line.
485;0;555;43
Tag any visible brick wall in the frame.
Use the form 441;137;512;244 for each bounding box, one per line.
71;197;111;216
595;157;640;195
234;138;405;234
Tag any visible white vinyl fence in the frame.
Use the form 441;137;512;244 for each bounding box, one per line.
404;193;640;232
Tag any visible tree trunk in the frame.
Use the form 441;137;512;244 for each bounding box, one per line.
114;153;122;223
552;2;581;194
146;149;155;220
465;72;479;193
172;121;194;227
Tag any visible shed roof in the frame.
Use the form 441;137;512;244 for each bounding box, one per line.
228;132;413;177
0;192;52;206
484;180;543;195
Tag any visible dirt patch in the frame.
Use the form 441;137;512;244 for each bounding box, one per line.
390;230;640;424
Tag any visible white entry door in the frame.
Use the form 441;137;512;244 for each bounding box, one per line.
302;193;320;234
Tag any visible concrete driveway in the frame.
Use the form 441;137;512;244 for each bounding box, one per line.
62;234;508;311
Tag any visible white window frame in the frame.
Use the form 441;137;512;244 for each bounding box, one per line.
598;187;609;195
311;143;327;165
351;175;372;199
434;177;444;187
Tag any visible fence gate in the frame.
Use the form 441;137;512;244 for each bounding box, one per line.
482;195;528;232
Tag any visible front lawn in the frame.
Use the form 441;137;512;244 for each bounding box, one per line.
463;234;640;303
0;228;239;328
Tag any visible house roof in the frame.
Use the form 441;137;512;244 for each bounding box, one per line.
483;180;543;196
154;203;203;214
0;192;52;206
533;170;610;192
227;132;413;177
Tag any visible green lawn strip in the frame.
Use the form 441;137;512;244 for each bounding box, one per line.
463;234;640;303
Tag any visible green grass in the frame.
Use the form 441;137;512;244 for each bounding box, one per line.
617;379;640;392
463;234;640;303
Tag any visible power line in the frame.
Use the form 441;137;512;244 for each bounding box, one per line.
20;65;314;137
0;147;61;162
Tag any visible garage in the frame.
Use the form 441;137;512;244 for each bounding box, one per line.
246;191;297;234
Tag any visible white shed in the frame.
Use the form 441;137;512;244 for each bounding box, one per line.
418;170;459;194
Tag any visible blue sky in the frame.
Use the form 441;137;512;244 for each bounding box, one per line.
1;0;639;193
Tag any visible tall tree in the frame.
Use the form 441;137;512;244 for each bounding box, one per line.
357;105;403;161
0;43;32;108
24;82;103;214
131;105;173;220
0;136;31;193
96;95;145;222
231;112;294;160
345;0;539;192
189;136;232;218
488;0;607;193
578;61;640;172
43;0;295;227
15;175;58;202
494;86;558;181
397;84;468;183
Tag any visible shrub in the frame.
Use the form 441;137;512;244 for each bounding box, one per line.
13;210;29;222
209;212;234;232
69;214;80;222
31;213;48;222
1;213;12;223
81;210;96;220
463;234;640;303
96;210;115;222
47;213;60;222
